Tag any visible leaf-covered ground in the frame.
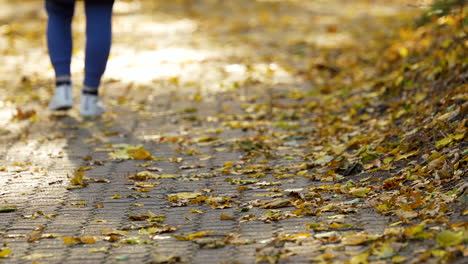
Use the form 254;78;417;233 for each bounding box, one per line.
0;0;466;263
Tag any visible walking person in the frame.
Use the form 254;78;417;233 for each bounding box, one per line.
46;0;114;117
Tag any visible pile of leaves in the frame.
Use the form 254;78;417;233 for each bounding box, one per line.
292;11;467;263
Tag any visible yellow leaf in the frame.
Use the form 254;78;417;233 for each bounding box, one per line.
342;233;368;245
62;237;81;245
435;137;453;149
350;251;369;264
0;248;12;258
349;187;371;197
403;224;433;239
111;194;122;199
190;209;204;214
328;222;343;229
285;233;311;240
63;236;96;245
174;231;215;241
130;147;152;160
395;150;420;161
70;171;85;185
89;247;108;253
80;236;97;244
391;255;407;263
431;249;448;258
398;47;408;57
135;182;158;188
436;230;464;247
373;244;394;258
193;93;203;102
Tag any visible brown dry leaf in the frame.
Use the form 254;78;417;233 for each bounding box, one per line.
14;108;36;120
26;225;45;242
220;213;236;221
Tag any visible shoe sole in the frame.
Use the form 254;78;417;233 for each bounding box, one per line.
51;106;72;111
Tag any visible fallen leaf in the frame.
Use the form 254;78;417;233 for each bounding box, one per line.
220;213;236;220
194;237;226;249
27;225;45;242
349;187;371;197
89;247;108;253
0;248;11;258
131;147;152;160
0;205;17;213
70;171;86;186
101;229;127;236
174;231;215;241
190;209;204;214
260;198;291;209
62;236;96;245
436;230;465;247
349;251;369;264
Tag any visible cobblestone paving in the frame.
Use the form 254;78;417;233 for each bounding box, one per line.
1;1;455;264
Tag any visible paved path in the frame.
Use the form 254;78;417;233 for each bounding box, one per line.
2;1;458;264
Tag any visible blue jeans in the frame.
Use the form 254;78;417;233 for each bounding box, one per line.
45;0;114;88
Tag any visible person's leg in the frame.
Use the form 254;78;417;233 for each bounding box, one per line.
81;0;114;117
45;0;76;110
83;0;114;94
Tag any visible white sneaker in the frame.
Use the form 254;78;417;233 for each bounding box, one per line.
80;94;105;117
48;84;73;111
